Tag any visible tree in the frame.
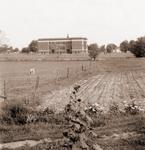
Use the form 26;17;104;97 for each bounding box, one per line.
129;37;145;57
106;43;117;53
99;45;106;54
0;30;10;53
21;47;30;53
10;48;19;53
13;48;19;53
120;40;129;53
128;40;136;52
0;44;9;53
28;40;38;53
88;43;100;60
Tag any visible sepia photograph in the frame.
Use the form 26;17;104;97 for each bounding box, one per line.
0;0;145;149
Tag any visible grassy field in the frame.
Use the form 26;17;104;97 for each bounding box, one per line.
0;52;133;61
0;53;90;61
0;60;100;101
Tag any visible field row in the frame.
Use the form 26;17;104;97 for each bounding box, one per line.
42;70;145;111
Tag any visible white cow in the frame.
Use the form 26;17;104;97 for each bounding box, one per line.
30;68;36;75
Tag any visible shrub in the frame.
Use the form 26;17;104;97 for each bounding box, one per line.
33;107;55;123
1;101;30;125
26;107;66;125
124;101;140;115
108;102;120;115
1;101;59;125
85;103;106;127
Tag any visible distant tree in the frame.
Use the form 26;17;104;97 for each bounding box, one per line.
120;40;129;53
106;43;117;53
12;48;19;53
88;43;100;60
129;37;145;57
99;45;106;54
0;30;10;53
21;47;30;53
28;40;38;53
128;40;136;52
0;44;9;53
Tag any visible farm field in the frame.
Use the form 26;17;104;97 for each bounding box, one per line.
42;69;145;112
0;55;145;105
1;54;145;149
0;52;136;101
36;57;145;112
0;60;99;100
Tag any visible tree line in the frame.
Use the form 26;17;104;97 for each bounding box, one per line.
88;36;145;60
120;37;145;57
0;40;38;54
2;37;145;58
1;29;145;58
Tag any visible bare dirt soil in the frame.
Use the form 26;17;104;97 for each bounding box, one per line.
41;58;145;112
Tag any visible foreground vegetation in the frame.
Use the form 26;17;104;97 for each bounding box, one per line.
1;88;145;149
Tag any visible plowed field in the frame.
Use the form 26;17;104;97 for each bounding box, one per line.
42;58;145;111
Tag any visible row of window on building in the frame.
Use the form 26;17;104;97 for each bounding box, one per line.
37;37;88;54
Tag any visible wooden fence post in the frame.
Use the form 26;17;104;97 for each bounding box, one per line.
82;64;84;71
4;80;7;101
67;67;70;78
89;60;92;67
55;69;60;83
33;76;39;101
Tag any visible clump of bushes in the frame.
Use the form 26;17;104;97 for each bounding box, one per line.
108;102;120;115
123;101;141;115
85;103;106;127
0;101;31;125
84;100;144;128
3;99;141;126
0;100;58;125
27;107;58;124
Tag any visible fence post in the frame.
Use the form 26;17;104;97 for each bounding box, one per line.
55;70;60;83
82;64;84;71
33;75;39;101
3;80;7;101
89;60;92;68
67;67;70;78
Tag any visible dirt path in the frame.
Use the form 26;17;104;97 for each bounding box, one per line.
0;138;54;149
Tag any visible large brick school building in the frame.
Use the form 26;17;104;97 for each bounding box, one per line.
37;36;88;54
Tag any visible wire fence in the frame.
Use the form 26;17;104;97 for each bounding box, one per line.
0;61;98;101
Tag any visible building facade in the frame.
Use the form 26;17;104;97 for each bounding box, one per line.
37;37;88;54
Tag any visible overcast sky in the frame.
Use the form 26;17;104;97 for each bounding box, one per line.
0;0;145;48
